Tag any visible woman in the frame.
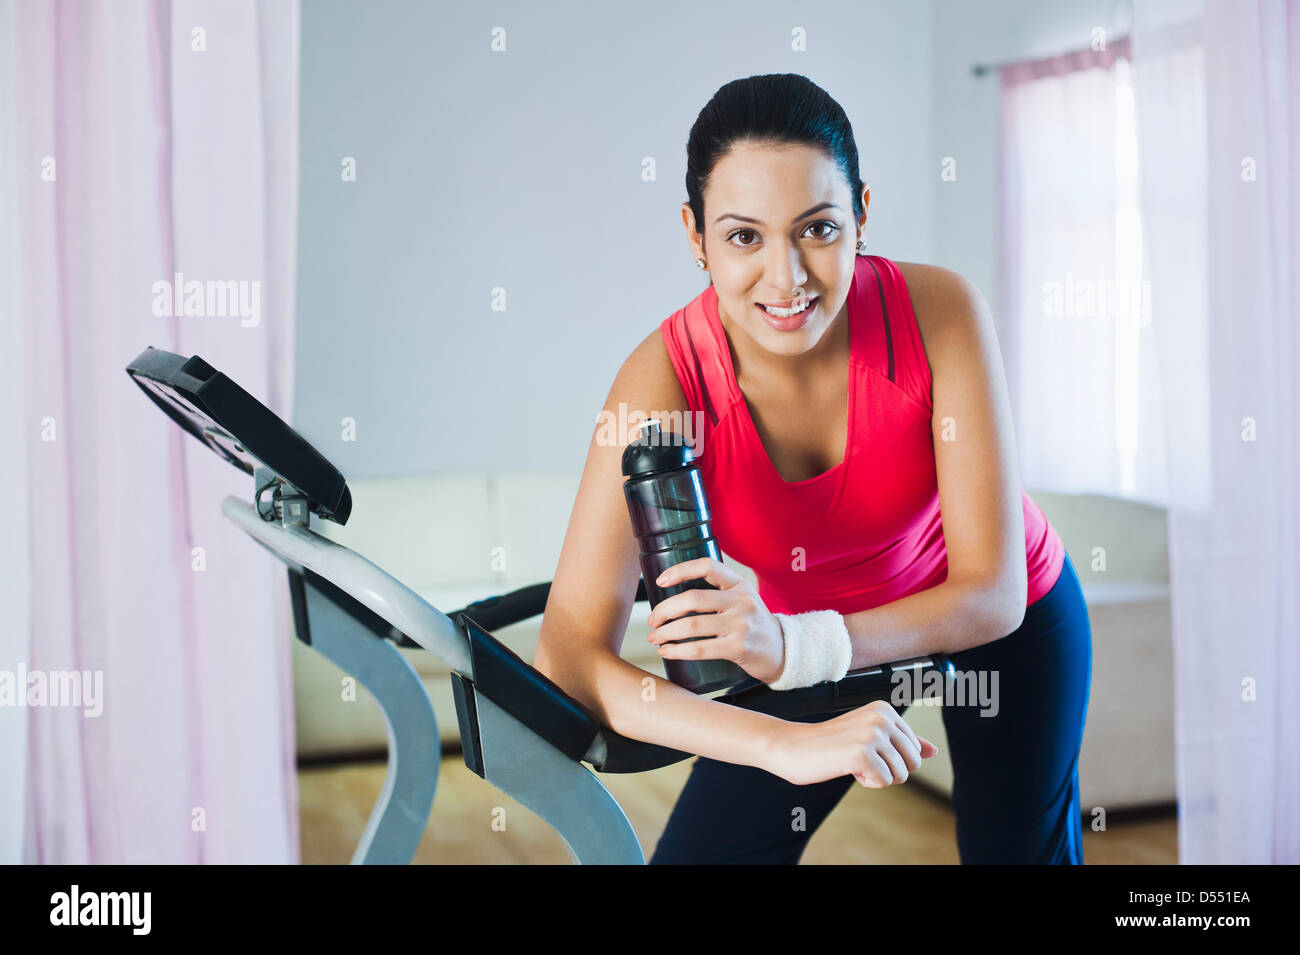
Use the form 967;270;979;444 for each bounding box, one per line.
534;74;1092;865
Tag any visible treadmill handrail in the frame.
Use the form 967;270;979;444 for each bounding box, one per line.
433;578;647;642
439;578;954;773
225;497;952;776
222;496;473;675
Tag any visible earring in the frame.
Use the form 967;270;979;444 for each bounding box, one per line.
856;238;868;254
695;257;707;270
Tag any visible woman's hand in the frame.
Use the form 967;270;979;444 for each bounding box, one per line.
646;557;786;684
763;700;939;787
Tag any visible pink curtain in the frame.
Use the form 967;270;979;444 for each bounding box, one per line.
1;0;301;863
995;36;1170;502
1133;0;1299;862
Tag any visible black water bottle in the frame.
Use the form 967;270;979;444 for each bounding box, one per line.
621;418;747;694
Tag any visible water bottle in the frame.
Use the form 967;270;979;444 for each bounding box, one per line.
621;418;747;694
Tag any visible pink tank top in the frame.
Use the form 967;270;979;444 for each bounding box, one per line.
658;253;1065;616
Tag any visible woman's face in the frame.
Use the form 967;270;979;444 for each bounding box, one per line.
684;141;869;361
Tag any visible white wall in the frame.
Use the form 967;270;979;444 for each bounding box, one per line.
295;0;1138;480
295;0;934;478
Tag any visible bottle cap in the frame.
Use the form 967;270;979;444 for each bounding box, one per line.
620;418;696;477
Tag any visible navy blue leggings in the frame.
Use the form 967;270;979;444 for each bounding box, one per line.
649;552;1093;865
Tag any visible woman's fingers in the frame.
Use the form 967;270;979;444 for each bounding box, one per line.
880;702;922;755
856;712;925;786
656;631;732;659
655;556;743;590
874;730;913;782
869;701;939;764
859;749;894;788
890;724;923;773
646;588;729;630
649;611;724;647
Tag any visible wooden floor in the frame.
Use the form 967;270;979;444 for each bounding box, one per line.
298;753;1178;864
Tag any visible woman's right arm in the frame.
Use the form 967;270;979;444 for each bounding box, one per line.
533;329;786;771
533;330;935;786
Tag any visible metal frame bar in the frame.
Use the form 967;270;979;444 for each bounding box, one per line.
298;579;441;864
222;496;644;864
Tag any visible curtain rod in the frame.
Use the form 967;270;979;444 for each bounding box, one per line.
971;34;1131;77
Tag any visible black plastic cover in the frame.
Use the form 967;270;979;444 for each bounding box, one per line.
456;612;603;763
125;346;352;524
450;672;485;778
287;569;313;647
300;568;401;643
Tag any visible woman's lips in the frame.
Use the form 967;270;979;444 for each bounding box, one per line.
757;296;818;331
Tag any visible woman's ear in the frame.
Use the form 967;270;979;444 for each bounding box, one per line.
681;202;706;262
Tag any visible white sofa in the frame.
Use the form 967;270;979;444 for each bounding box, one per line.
293;475;1175;811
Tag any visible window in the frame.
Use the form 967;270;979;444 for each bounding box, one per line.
999;40;1166;504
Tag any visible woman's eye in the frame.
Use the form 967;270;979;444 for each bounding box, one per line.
725;222;839;247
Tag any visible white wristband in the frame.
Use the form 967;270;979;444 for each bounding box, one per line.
768;610;852;690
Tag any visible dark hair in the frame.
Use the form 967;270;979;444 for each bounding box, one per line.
685;74;865;241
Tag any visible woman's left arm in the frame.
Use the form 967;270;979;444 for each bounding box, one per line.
842;264;1027;669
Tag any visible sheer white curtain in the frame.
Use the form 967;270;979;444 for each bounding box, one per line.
1133;0;1299;863
0;0;31;866
999;36;1168;503
0;0;301;863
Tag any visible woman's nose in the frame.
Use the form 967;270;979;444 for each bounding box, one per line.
762;243;807;294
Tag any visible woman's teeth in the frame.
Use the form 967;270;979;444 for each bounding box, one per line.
760;297;816;318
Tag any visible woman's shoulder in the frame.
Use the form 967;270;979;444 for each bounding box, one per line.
890;260;981;291
887;259;992;357
890;259;978;316
607;326;691;424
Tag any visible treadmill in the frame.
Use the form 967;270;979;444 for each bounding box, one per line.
125;346;955;864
